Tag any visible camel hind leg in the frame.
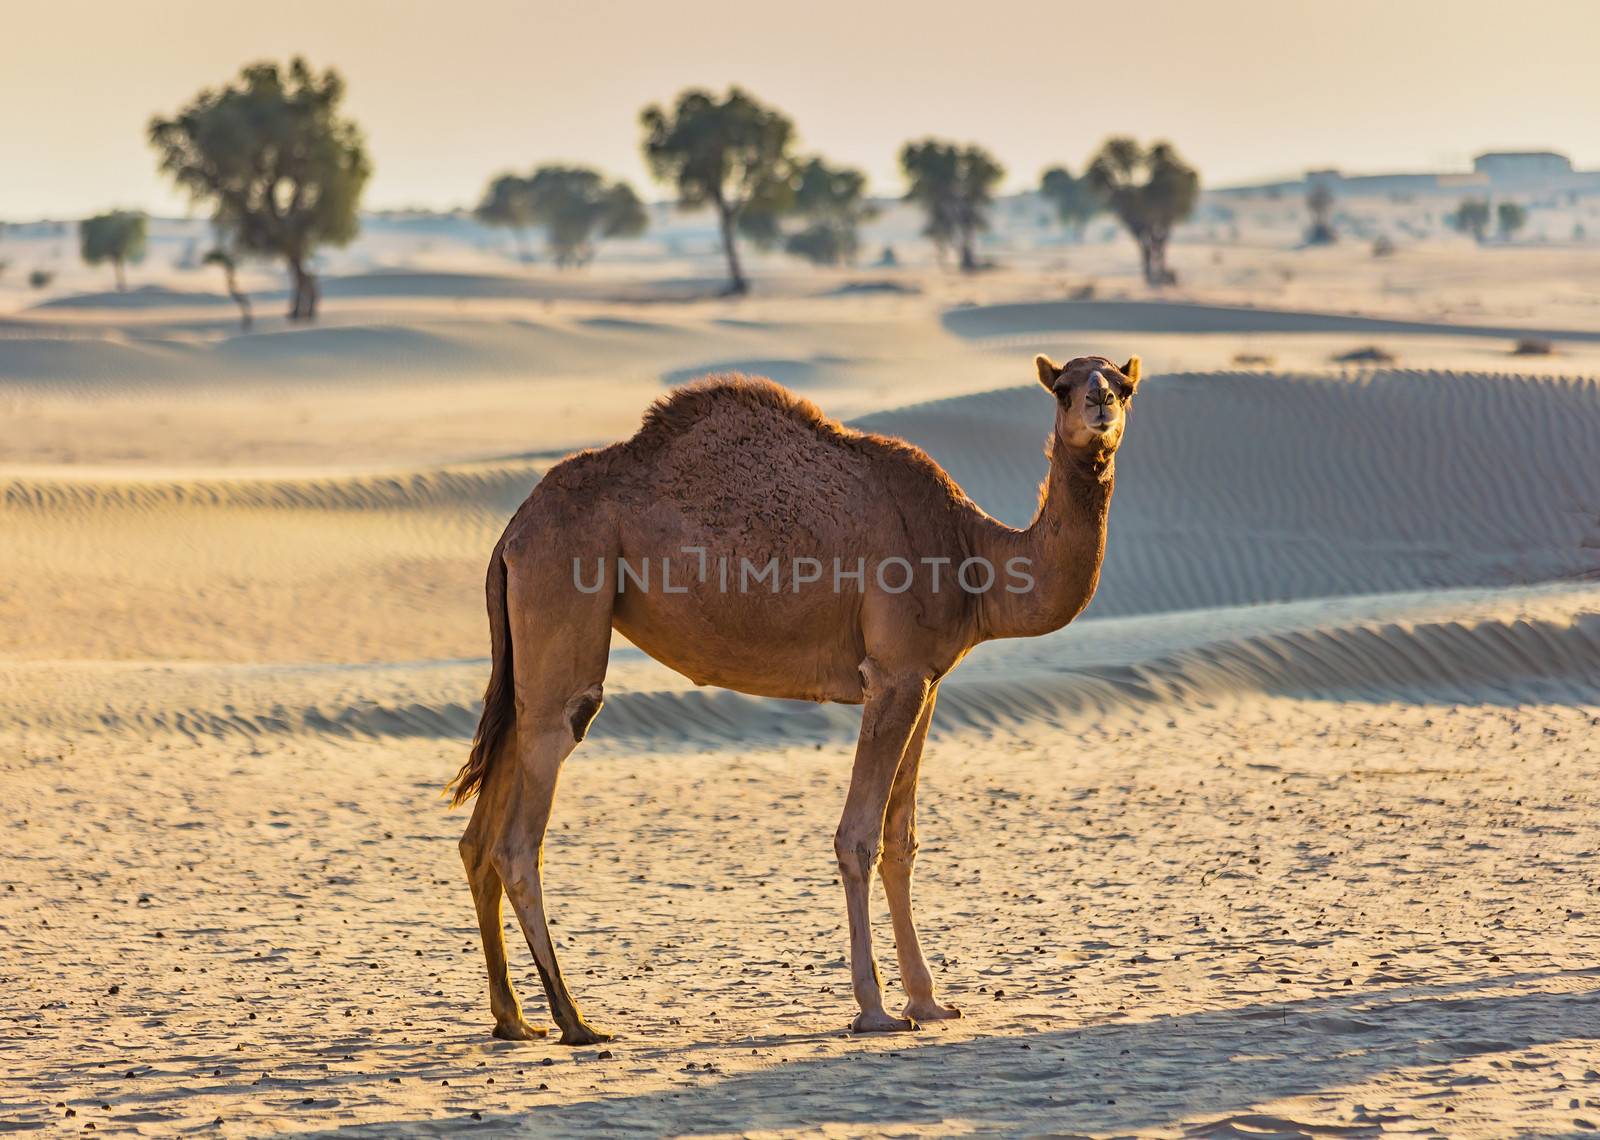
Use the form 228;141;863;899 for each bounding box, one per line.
487;545;613;1045
459;731;546;1040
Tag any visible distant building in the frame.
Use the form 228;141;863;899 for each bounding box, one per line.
1473;151;1573;181
1214;150;1600;200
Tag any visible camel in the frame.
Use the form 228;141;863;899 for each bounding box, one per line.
450;352;1141;1043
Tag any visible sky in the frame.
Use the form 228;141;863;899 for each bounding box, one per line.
3;0;1599;219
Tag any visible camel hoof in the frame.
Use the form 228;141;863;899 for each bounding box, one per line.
850;1010;920;1034
492;1019;549;1041
558;1023;614;1047
904;1000;962;1022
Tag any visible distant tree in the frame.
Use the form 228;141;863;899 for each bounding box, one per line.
203;247;253;330
1452;198;1491;243
149;58;371;321
1039;166;1098;239
79;210;148;291
475;174;538;262
524;166;647;267
1496;200;1528;242
28;269;53;289
781;157;875;266
1086;138;1200;286
641;87;796;295
782;225;850;267
1305;182;1337;245
900;140;1004;272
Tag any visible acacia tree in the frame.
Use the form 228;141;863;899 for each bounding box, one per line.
641;87;795;295
475;174;537;261
149;58;371;321
476;168;647;266
1453;198;1491;243
900;140;1004;272
782;157;875;266
1039;166;1098;240
525;167;647;267
202;247;252;330
79;210;147;290
1086;138;1199;286
1496;200;1528;242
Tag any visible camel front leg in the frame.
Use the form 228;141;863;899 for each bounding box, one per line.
835;663;932;1034
881;689;961;1022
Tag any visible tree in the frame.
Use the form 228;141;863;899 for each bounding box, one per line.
475;168;647;267
1086;138;1199;286
1497;200;1528;242
525;166;647;267
475;174;538;262
79;210;147;290
900;140;1004;272
149;57;371;321
1039;166;1098;239
782;157;875;266
641;87;795;295
203;247;253;331
1453;198;1491;243
1305;182;1337;245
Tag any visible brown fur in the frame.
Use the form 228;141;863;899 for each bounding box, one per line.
450;357;1140;1042
633;375;975;509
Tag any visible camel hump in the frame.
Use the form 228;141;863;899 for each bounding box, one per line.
634;374;844;448
614;372;978;536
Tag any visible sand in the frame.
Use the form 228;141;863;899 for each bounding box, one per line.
2;225;1599;1136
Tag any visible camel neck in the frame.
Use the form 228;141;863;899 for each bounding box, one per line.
975;435;1114;642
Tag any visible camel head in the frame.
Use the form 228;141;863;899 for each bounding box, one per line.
1035;353;1141;457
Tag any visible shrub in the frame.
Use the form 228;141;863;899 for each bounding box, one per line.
1332;345;1396;365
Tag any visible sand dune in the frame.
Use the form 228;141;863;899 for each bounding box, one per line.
4;275;1600;1136
0;303;996;466
869;369;1600;613
0;456;549;514
22;268;891;319
5;360;1595;669
32;284;238;310
3;584;1594;751
942;298;1600;344
0;317;656;388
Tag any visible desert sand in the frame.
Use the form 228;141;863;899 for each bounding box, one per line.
2;222;1599;1136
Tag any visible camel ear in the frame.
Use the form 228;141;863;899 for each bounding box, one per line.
1120;355;1142;393
1035;354;1062;391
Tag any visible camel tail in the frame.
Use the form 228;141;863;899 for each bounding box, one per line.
448;546;514;806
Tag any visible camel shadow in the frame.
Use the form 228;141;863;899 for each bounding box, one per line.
312;968;1600;1137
